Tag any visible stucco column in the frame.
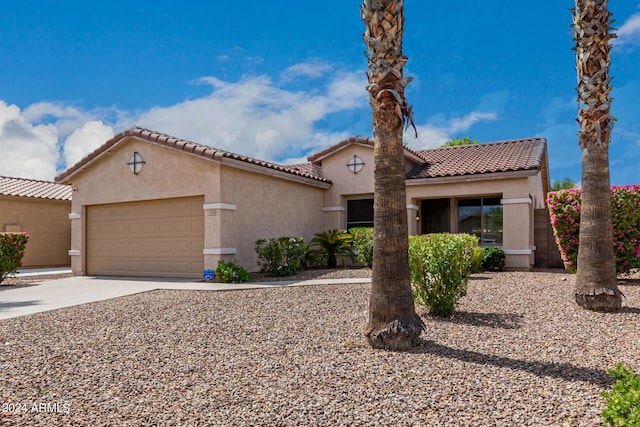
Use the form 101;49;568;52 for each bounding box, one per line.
406;203;419;236
501;197;534;269
203;203;237;271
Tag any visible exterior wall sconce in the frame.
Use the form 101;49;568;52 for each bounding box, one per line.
128;152;146;175
416;213;421;222
347;155;364;174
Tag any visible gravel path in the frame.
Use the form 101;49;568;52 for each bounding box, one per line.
1;270;639;426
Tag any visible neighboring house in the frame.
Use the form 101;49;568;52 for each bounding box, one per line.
55;127;549;278
0;176;72;268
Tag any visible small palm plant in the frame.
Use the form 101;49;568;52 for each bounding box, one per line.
310;229;355;268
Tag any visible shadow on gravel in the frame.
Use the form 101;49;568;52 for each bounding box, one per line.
413;341;613;388
427;311;524;329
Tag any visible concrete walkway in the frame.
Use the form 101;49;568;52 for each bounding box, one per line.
0;275;371;320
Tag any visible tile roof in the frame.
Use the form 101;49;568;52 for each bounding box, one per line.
407;138;547;179
307;136;425;164
55;127;331;184
0;176;72;201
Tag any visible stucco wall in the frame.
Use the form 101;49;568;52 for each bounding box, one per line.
319;144;375;230
219;166;325;270
64;137;327;275
0;196;71;267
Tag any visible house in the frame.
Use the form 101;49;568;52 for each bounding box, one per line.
55;127;550;278
0;176;72;268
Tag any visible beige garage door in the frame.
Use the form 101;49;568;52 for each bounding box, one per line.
87;197;204;278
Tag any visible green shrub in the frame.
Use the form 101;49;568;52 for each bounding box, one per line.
482;246;505;271
601;364;640;426
0;232;29;284
350;227;374;268
548;185;640;274
215;260;252;283
471;247;484;273
408;233;478;317
255;236;307;277
310;229;355;268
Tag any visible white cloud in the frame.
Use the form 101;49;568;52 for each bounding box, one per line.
404;111;498;150
615;11;640;48
280;59;333;82
0;101;59;180
0;61;504;181
137;69;369;162
63;121;115;167
448;112;498;134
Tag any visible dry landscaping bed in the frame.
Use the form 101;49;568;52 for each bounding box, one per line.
1;270;639;425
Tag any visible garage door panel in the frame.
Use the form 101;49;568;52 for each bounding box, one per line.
87;197;204;278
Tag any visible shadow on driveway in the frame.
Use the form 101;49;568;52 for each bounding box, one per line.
0;300;42;312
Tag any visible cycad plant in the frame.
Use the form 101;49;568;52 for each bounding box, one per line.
310;229;355;268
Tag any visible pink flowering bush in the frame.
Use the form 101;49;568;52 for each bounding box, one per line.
0;232;29;284
547;185;640;274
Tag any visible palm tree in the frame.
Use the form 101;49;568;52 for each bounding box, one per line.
572;0;622;311
361;0;424;350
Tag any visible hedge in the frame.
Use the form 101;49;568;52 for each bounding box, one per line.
547;185;640;274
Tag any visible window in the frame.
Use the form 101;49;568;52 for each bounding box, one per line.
458;197;503;245
347;199;374;229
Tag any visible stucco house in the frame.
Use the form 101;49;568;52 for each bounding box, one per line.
55;127;549;278
0;176;72;268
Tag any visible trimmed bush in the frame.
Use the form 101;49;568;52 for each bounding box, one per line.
601;364;640;426
548;185;640;274
408;233;478;317
0;232;29;284
471;247;484;273
482;246;505;271
350;227;374;268
255;237;307;277
215;260;252;283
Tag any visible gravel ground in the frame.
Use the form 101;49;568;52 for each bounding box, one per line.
1;270;639;426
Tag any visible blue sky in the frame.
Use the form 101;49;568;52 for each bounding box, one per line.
1;1;639;185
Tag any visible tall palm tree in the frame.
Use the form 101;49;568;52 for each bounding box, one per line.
572;0;622;311
361;0;424;350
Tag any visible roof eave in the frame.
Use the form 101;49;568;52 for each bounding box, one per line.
222;157;332;189
406;168;540;186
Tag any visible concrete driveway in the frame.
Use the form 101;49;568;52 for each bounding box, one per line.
0;275;371;320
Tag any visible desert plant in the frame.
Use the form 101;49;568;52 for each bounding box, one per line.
255;237;307;277
0;232;29;284
215;260;252;283
482;246;505;271
408;233;478;317
310;229;355;268
350;227;374;268
601;364;640;426
471;247;484;273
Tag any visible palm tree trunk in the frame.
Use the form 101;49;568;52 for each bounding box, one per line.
573;0;622;311
361;0;424;350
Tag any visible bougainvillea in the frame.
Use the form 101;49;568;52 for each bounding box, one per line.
547;185;640;274
0;232;29;284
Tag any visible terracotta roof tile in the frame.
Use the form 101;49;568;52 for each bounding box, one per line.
0;176;72;201
407;138;546;179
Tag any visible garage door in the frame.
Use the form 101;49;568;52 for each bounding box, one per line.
87;197;204;278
